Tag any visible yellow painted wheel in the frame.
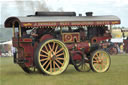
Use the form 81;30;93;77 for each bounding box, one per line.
90;50;111;72
34;39;69;75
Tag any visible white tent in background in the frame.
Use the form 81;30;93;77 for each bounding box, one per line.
0;40;12;57
111;38;123;43
0;40;12;45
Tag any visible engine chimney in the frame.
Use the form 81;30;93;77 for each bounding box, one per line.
86;12;93;16
79;14;82;16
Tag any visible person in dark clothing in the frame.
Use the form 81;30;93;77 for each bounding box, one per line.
30;29;38;38
87;26;98;39
29;28;39;45
22;31;30;38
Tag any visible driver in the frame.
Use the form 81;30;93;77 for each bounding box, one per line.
30;28;38;38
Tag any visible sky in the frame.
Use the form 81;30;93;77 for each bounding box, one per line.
0;0;128;27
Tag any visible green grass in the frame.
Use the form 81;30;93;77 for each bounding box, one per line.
0;54;128;85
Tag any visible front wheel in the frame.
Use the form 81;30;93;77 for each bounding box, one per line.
34;39;70;75
90;49;111;73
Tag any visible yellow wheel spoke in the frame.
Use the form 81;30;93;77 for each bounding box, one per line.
100;57;104;61
93;60;98;63
56;57;64;60
41;50;48;55
55;44;58;53
40;54;48;57
45;45;49;52
40;58;48;62
94;57;98;61
50;60;52;72
102;63;107;68
99;53;103;57
95;64;100;70
56;59;63;66
102;57;107;59
101;63;105;69
98;55;101;59
56;48;64;55
95;53;98;57
45;61;50;70
101;57;107;61
98;53;101;57
97;56;101;60
56;53;64;57
103;53;105;57
53;61;56;72
42;60;49;67
94;57;97;60
52;42;55;51
99;64;102;70
48;43;52;51
54;61;61;70
103;61;107;65
99;65;102;70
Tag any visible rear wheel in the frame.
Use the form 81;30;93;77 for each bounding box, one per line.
34;39;70;75
90;49;111;72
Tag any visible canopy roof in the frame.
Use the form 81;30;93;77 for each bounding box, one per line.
5;15;120;28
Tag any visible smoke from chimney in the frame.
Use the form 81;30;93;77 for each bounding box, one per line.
1;0;50;25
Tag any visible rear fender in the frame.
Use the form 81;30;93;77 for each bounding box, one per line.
39;34;54;42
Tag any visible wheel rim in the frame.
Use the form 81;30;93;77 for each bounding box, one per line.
38;39;69;75
91;50;110;72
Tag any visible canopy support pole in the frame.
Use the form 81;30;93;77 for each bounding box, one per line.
19;25;21;37
12;22;15;37
110;25;112;34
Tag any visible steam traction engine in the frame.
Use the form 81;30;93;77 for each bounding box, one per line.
4;12;121;75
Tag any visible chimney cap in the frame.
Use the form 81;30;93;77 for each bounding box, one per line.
86;12;93;16
79;14;82;16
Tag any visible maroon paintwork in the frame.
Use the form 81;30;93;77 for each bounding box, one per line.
21;21;120;27
13;38;34;66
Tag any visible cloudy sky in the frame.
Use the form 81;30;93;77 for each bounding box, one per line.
0;0;128;27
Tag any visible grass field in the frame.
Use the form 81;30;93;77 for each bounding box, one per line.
0;54;128;85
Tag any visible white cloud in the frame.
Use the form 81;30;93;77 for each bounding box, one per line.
45;0;128;9
0;0;34;1
114;0;128;7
